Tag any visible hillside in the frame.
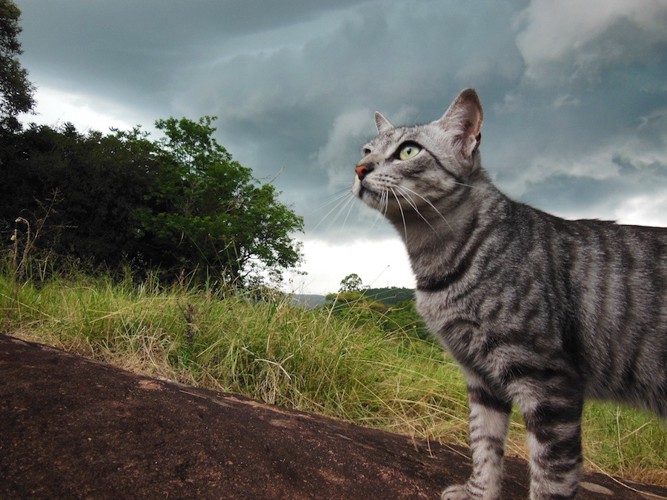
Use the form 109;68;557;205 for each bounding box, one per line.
2;334;665;499
364;287;415;305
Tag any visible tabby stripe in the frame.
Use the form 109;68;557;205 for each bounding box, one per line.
622;331;646;388
447;183;471;212
421;145;466;185
470;435;505;449
466;479;486;496
468;386;512;414
417;196;510;295
449;235;512;304
538;457;583;476
500;364;575;384
524;405;582;443
417;217;494;292
597;229;615;333
619;235;634;327
541;217;559;323
536;439;583;469
450;212;481;258
417;253;471;291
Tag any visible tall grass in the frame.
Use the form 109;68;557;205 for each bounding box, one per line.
1;270;665;486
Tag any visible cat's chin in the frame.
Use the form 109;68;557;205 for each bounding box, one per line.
351;176;362;198
352;178;381;209
354;188;374;208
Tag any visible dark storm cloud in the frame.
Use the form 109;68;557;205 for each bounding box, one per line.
17;0;367;114
521;151;667;220
14;0;667;239
170;0;526;235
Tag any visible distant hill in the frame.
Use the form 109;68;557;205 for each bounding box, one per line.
290;287;414;309
363;287;414;305
290;294;327;308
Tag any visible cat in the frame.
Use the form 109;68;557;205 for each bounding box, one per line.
352;88;666;499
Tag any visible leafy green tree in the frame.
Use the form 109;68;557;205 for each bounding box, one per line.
1;123;158;270
1;118;303;287
338;273;364;293
0;0;35;131
135;116;304;284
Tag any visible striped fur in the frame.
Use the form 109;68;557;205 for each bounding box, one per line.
352;89;666;499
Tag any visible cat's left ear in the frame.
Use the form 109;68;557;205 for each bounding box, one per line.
375;112;394;134
438;88;483;159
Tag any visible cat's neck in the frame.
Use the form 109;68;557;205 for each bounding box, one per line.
392;169;509;279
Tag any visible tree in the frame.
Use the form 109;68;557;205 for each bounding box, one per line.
1;118;304;287
0;0;35;131
130;116;304;285
0;123;159;270
338;273;364;293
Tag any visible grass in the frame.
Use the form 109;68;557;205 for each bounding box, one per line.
1;270;665;487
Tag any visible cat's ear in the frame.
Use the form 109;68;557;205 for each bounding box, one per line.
374;112;394;134
438;88;483;159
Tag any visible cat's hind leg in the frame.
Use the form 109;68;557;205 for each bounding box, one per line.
442;374;511;500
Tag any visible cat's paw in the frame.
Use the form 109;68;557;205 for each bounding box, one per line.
441;484;471;500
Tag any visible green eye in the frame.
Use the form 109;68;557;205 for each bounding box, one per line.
398;143;421;160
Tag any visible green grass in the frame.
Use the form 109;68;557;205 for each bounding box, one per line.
1;271;665;486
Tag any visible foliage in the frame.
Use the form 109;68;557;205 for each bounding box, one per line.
0;0;34;131
134;116;304;284
338;273;365;293
379;299;430;340
325;283;429;340
364;286;414;305
0;119;303;286
1;124;155;271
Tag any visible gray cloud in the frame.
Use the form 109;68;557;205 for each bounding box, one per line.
18;1;367;112
515;0;667;84
166;0;528;235
15;0;667;242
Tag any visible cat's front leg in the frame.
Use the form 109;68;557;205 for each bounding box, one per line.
442;374;511;500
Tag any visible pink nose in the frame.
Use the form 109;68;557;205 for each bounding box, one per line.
355;164;371;180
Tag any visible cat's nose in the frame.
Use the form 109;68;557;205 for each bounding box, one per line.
355;164;373;180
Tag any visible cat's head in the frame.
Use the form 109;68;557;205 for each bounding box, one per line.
352;88;483;223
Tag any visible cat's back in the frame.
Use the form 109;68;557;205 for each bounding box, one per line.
547;215;667;414
555;216;667;317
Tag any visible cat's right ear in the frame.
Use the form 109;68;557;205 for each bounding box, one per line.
374;112;394;134
438;88;484;159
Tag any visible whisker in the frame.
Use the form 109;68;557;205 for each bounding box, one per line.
395;186;437;233
449;179;486;191
382;189;390;217
399;185;453;231
390;188;408;241
312;190;354;231
315;188;353;212
371;189;388;230
329;194;357;228
340;192;358;231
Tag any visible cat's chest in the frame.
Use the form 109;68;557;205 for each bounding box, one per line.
415;290;479;347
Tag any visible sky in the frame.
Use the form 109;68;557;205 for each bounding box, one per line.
14;0;667;294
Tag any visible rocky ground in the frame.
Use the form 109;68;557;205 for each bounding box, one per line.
1;334;665;499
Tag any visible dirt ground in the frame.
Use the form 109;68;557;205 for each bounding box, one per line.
1;334;665;499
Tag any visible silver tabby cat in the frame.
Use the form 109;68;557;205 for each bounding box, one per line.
352;88;666;499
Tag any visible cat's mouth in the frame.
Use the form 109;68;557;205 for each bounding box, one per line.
351;176;364;198
352;176;380;203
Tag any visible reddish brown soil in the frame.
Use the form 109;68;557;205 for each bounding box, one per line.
1;334;665;499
